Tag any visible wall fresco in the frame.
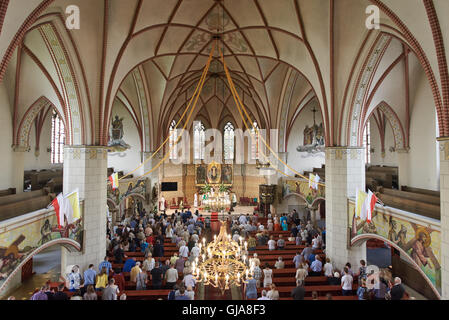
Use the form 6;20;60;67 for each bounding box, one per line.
0;208;83;292
282;178;325;207
348;200;441;294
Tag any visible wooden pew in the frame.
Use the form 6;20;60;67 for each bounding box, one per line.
0;188;16;197
256;284;358;298
30;170;63;191
0;189;52;221
376;187;440;220
401;186;440;198
46;176;63;194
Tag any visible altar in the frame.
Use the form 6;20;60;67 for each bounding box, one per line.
201;188;231;212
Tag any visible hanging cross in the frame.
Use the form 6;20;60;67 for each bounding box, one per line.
311;106;318;126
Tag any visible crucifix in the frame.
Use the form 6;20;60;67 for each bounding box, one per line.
311;106;318;126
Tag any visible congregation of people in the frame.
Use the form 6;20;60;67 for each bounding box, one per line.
28;206;406;301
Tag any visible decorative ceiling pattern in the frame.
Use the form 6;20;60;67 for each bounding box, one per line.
0;0;447;150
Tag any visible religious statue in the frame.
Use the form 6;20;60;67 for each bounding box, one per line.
194;193;198;208
297;107;325;155
108;115;131;152
160;196;166;212
112;115;124;140
303;125;314;146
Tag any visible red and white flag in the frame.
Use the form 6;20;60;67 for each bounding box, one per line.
109;172;119;190
365;190;378;223
52;193;67;227
51;190;81;228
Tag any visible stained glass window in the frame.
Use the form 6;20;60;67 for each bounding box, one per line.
51;110;65;164
169;120;178;160
194;121;205;160
224;122;235;160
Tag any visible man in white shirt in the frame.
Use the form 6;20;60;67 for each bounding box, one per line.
323;258;333;277
232;231;240;242
184;273;196;289
190;243;200;259
257;290;270;300
274;257;285;269
341;267;354;296
249;253;260;269
312;235;320;249
179;244;189;258
267;236;276;251
165;264;178;289
239;215;247;225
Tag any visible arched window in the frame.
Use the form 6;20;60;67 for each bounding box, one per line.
194;121;205;160
51;110;65;164
363;121;371;164
169;120;177;160
250;121;260;160
223;122;235;160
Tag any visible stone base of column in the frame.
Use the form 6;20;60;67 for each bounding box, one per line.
325;147;367;269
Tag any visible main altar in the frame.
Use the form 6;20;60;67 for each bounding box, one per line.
195;161;233;212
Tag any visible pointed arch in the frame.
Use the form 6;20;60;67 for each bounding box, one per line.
364;101;407;150
15;96;64;151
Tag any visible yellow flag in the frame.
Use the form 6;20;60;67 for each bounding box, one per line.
355;190;367;219
66;189;81;222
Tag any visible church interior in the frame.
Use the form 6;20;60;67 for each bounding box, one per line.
0;0;448;301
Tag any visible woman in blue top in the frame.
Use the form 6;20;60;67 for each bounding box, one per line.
245;277;258;299
281;220;288;231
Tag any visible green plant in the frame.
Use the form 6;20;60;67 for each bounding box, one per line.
201;183;212;194
218;183;229;193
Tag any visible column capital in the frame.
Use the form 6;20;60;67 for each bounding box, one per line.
11;145;30;152
396;147;410;154
64;145;109;161
64;145;110;150
325;146;365;150
325;147;364;161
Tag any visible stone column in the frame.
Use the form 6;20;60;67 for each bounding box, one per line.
325;147;366;269
397;148;410;188
60;146;108;275
11;147;26;193
438;138;449;299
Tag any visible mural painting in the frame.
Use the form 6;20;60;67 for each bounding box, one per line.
0;209;83;291
107;178;148;208
348;200;442;294
222;164;233;185
195;164;207;185
282;178;325;207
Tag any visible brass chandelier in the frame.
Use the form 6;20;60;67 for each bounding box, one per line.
192;221;249;295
